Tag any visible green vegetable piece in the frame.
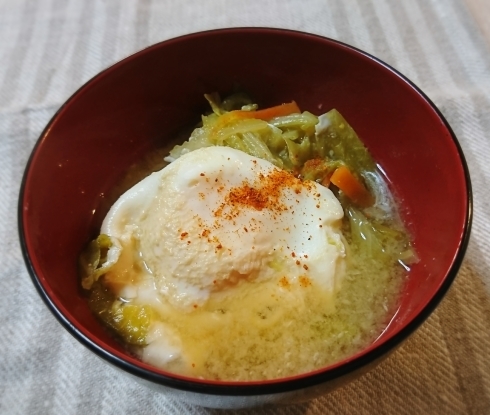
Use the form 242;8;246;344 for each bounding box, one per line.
204;92;225;115
346;207;390;262
241;131;284;167
79;234;113;290
88;280;116;324
88;282;152;345
269;111;318;131
315;109;376;174
221;92;255;112
205;92;256;115
300;158;343;183
111;301;153;345
283;136;311;167
346;206;413;265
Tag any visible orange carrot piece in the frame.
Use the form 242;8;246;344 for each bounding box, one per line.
219;101;301;124
330;166;374;207
250;101;301;120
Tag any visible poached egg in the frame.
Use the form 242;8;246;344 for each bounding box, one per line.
100;146;346;372
102;146;345;309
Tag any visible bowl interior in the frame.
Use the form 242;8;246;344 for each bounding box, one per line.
20;28;470;385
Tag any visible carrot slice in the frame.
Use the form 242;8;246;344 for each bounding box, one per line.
330;165;374;207
250;101;301;120
218;101;301;125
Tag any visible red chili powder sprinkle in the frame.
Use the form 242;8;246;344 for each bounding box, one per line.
299;276;312;287
217;168;300;216
278;276;290;288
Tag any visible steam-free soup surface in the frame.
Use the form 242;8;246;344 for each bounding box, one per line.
81;95;414;381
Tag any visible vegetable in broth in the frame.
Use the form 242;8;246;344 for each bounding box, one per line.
79;93;417;380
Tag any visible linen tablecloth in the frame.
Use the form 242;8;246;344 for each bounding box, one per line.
1;1;489;414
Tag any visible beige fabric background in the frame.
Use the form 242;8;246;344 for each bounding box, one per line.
1;0;490;414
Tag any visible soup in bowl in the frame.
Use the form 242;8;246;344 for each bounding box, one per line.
19;28;471;409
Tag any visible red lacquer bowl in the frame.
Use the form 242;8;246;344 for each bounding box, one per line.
19;28;472;409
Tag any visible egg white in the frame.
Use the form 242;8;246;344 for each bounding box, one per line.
102;146;345;309
101;146;346;370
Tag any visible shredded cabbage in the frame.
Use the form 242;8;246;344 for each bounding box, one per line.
164;94;319;170
79;234;114;290
88;281;152;345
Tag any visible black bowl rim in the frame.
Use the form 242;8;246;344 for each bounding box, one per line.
18;27;473;396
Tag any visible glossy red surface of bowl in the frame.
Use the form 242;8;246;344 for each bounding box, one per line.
19;28;472;408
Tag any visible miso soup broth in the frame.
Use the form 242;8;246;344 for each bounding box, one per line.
80;94;416;381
